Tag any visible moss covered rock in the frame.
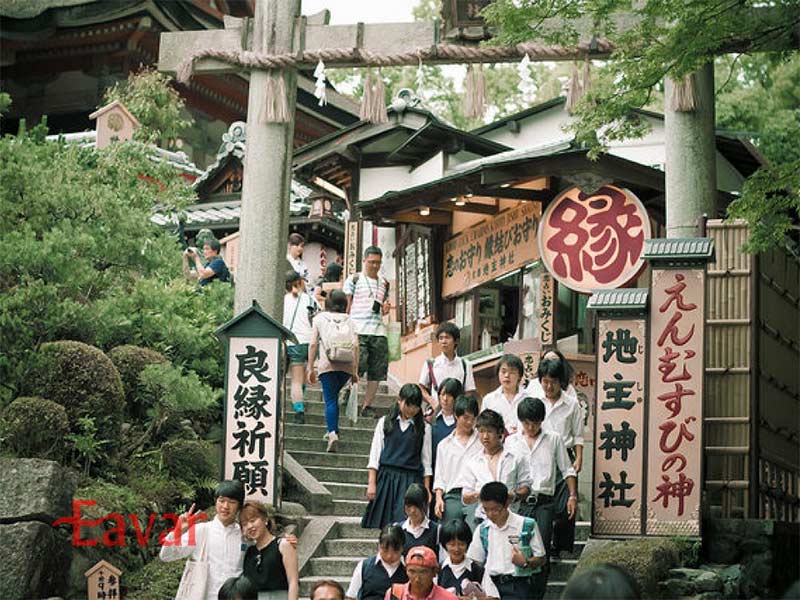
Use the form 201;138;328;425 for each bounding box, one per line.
161;438;214;484
575;537;683;597
3;396;69;460
24;341;124;446
108;345;168;419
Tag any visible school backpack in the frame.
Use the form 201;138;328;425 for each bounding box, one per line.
479;516;538;555
317;313;356;363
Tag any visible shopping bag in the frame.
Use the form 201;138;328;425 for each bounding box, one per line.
346;382;359;425
387;322;402;362
175;525;208;600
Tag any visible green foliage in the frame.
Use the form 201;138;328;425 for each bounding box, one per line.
66;417;110;476
103;67;193;146
161;439;215;484
0;92;11;116
108;345;169;419
126;555;186;600
577;537;682;598
2;396;69;460
23;341;124;448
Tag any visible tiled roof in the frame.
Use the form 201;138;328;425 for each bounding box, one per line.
587;288;649;311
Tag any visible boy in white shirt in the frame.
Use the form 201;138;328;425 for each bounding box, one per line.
418;322;476;412
460;409;531;523
466;481;546;600
433;395;483;524
506;397;578;592
480;354;529;435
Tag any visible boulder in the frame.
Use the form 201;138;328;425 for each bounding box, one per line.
0;458;77;524
0;521;71;600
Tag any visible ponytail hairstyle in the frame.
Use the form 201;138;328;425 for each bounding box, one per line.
384;383;425;457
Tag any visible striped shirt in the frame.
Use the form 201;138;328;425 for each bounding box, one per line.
344;272;388;336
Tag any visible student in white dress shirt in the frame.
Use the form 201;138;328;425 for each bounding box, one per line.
466;482;546;600
433;395;483;525
460;409;531;523
160;480;246;600
418;322;476;412
480;354;529;436
505;397;577;594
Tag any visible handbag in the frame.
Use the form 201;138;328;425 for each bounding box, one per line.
387;322;402;362
175;524;209;600
346;382;359;424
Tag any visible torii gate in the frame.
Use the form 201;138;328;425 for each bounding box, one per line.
156;1;744;317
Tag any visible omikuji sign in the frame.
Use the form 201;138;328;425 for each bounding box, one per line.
443;202;540;298
538;185;651;294
217;301;297;505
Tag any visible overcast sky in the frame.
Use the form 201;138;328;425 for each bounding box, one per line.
300;1;415;24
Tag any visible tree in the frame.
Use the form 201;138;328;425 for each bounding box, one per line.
481;1;800;252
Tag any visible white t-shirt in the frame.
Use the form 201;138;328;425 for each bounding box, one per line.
418;353;476;402
344;272;389;336
283;291;316;345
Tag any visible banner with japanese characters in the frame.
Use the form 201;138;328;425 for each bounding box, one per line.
538;272;555;347
538;185;651;294
647;269;705;536
224;337;280;505
442;202;540;298
593;319;647;535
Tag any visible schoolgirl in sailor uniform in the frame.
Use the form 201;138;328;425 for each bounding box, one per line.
362;384;432;529
438;518;485;597
394;483;439;555
345;525;407;600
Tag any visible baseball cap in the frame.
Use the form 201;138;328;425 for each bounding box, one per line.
405;546;438;569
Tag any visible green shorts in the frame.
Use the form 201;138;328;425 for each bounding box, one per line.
358;335;388;381
287;343;309;365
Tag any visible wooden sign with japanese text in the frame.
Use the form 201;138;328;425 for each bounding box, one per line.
647;269;705;536
538;272;555;347
538;185;651;294
570;354;597;442
593;319;647;535
443;202;540;298
224;337;280;504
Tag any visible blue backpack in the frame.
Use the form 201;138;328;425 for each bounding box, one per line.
479;516;541;575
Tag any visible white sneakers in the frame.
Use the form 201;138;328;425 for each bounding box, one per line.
326;431;339;453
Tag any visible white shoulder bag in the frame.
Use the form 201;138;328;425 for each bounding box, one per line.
175;524;209;600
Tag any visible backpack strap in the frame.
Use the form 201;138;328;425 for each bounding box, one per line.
390;583;405;600
461;358;467;386
426;358;437;390
479;522;489;555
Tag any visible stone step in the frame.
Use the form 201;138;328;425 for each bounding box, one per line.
306;465;371;485
289;449;369;469
323;538;381;557
332;498;369;517
290;410;383;428
285;423;377;441
545;581;567;599
321;481;368;500
303;389;398;406
286;436;373;455
336;521;381;539
299;576;350;598
557;539;586;560
297;398;391;419
549;558;580;581
574;521;591;541
307;555;363;577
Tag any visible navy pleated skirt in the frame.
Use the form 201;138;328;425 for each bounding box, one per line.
361;465;422;529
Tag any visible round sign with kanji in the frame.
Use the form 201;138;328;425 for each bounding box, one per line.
538;185;651;294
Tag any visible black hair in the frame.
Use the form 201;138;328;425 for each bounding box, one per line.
384;384;425;457
378;524;406;551
215;480;245;506
479;481;509;504
288;232;305;246
404;482;429;513
496;353;524;379
363;245;383;259
218;576;257;600
439;518;473;548
561;564;642;599
203;238;221;254
537;357;569;390
325;289;348;313
476;409;505;435
286;269;303;291
435;322;461;343
437;377;463;401
542;347;574;381
454;394;479;418
311;580;345;600
517;397;546;423
323;262;343;282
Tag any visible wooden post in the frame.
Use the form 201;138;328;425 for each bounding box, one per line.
234;0;300;316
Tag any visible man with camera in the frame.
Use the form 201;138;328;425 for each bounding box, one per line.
344;246;391;417
182;238;230;286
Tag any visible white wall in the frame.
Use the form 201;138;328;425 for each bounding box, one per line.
481;105;574;150
360;166;411;202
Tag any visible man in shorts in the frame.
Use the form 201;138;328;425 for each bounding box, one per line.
344;246;390;416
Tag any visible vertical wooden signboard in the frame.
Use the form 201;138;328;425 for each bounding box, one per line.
643;239;714;536
216;301;297;506
538;272;556;348
587;289;649;536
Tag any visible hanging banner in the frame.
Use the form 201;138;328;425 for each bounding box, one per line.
592;319;647;535
224;337;280;504
647;268;705;536
443;202;540;298
344;220;361;281
538;185;651;294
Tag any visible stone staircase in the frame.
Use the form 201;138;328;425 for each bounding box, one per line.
287;385;589;598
